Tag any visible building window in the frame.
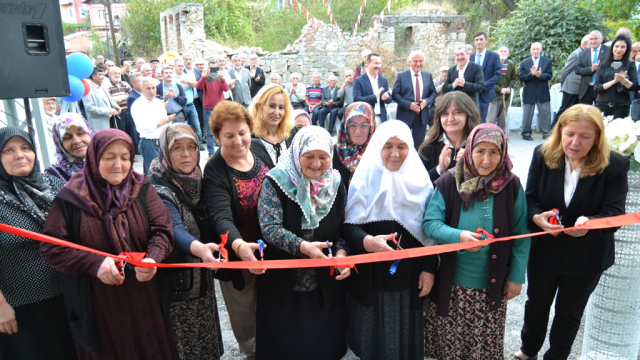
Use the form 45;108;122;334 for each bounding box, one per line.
69;9;73;17
80;8;86;16
99;10;106;19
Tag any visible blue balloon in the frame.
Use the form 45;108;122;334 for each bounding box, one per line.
61;75;85;103
66;53;93;79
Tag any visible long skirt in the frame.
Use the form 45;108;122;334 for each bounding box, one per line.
425;284;507;360
169;272;224;360
0;295;77;360
347;288;425;360
256;287;347;360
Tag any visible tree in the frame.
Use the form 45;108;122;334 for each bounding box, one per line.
491;0;606;85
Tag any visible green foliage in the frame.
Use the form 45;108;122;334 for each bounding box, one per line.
88;27;108;59
443;0;511;43
579;0;640;23
62;22;91;36
251;2;308;52
491;0;606;85
121;0;168;58
296;0;413;32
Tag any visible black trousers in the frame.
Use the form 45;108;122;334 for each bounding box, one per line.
596;103;630;119
520;265;602;360
193;97;205;142
111;110;138;150
552;92;579;128
579;85;597;105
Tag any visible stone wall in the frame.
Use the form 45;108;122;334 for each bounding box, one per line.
159;4;466;84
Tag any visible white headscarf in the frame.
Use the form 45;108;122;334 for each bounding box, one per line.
345;120;434;246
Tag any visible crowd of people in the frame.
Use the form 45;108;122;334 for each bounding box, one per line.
0;27;636;360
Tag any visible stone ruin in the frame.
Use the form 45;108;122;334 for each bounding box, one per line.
160;3;466;84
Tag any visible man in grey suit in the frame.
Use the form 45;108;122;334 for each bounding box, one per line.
553;35;590;126
317;75;344;134
229;54;252;108
575;30;609;105
83;67;121;132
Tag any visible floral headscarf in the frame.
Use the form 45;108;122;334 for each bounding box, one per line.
46;113;93;182
148;124;202;207
336;102;375;178
455;123;515;210
267;125;341;229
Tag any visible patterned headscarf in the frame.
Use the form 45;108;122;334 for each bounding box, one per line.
148;124;202;207
46;113;94;182
336;102;375;178
454;123;514;210
292;109;312;127
0;127;55;221
58;129;148;253
267;125;341;229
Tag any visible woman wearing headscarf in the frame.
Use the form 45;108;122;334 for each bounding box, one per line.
46;113;94;182
333;102;375;189
422;123;530;359
293;109;311;130
0;128;76;359
256;126;351;359
40;129;178;360
343;120;436;360
149;124;223;360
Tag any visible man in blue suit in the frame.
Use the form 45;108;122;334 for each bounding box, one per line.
519;42;553;141
353;53;392;123
469;32;502;123
392;50;437;149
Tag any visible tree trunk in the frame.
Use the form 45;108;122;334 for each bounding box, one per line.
105;0;120;65
502;0;517;11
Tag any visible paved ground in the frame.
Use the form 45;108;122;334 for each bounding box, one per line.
134;130;586;360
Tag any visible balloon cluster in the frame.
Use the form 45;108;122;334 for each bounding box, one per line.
62;53;94;103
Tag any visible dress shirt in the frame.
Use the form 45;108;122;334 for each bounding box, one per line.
175;71;195;104
532;57;540;69
286;83;307;103
366;71;381;115
475;49;487;67
162;82;183;114
410;68;424;101
564;156;581;208
184;68;198;99
456;61;469;79
130;96;169;139
590;47;602;85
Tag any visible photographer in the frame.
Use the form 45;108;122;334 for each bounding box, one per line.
196;60;229;156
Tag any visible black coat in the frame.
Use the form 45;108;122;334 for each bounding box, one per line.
519;56;553;104
594;60;639;105
443;62;484;108
247;66;266;98
418;140;461;183
525;146;629;275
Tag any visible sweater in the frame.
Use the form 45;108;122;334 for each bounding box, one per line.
196;75;230;110
594;60;639;105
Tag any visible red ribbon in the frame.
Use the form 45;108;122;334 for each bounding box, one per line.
2;212;639;270
219;231;229;261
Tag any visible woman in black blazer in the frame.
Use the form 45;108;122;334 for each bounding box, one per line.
510;105;629;360
202;102;273;360
594;34;639;118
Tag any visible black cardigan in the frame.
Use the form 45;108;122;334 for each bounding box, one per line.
419;139;461;182
201;139;272;290
332;145;352;194
251;127;298;167
594;60;639;105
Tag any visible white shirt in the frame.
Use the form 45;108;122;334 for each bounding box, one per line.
184;68;198;98
130;96;169;140
456;61;469;79
475;49;487;67
532;57;540;69
564;156;581;207
410;68;424;101
366;71;381;115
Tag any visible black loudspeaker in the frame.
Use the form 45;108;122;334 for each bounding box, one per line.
0;0;69;99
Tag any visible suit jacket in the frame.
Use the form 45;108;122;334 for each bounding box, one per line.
525;146;629;275
82;82;118;132
353;73;392;122
519;56;553;104
495;60;518;100
247;66;265;97
575;45;609;99
229;68;252;106
470;51;502;103
392;69;437;126
560;47;584;95
321;85;344;108
443;62;484;108
126;90;141;111
155;82;187;109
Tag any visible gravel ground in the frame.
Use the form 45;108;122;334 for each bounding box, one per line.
135;132;586;360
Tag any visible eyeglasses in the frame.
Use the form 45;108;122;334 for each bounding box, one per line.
171;145;199;154
347;123;372;131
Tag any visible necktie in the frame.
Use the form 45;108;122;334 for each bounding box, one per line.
415;73;421;103
476;53;482;66
591;49;598;83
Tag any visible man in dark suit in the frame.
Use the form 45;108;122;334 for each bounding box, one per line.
126;72;143;151
247;54;265;98
469;32;502;123
575;30;608;105
317;75;344;134
519;42;553;141
392;50;437;149
353;53;392;123
155;66;187;123
443;45;484;110
554;35;590;126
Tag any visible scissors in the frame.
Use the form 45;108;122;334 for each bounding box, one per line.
389;234;403;275
548;208;562;226
116;259;126;286
257;239;266;261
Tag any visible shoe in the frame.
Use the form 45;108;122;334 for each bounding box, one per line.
200;144;206;151
508;354;538;360
522;135;533;141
